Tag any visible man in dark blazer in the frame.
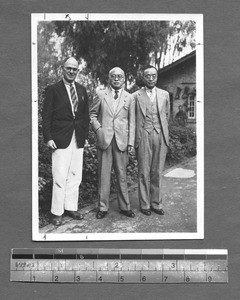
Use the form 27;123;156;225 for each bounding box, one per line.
90;67;135;219
133;65;170;216
42;57;89;226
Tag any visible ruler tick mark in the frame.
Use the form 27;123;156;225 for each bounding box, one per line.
10;248;228;283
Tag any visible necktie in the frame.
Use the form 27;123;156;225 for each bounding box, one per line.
114;89;119;100
70;83;78;112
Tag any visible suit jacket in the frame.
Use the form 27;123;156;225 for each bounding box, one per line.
90;87;135;151
133;87;170;148
42;79;89;149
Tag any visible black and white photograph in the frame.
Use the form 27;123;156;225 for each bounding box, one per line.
32;13;204;241
3;0;240;298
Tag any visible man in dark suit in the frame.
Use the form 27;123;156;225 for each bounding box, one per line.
42;57;89;226
133;65;170;216
90;67;135;219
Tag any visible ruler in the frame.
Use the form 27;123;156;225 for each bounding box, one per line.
10;248;228;283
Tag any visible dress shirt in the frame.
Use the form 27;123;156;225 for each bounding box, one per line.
63;78;78;116
110;87;123;113
146;87;156;102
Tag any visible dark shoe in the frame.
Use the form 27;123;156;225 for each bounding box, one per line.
141;209;151;216
96;211;108;219
120;210;135;218
52;215;62;226
151;207;164;215
65;210;84;220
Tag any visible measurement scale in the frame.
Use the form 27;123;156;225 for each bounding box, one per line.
10;248;228;283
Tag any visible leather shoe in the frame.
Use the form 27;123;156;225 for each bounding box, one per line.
52;215;62;226
65;210;84;220
141;209;151;216
151;207;164;215
96;211;108;219
120;210;135;218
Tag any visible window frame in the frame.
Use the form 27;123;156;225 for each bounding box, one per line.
188;94;196;119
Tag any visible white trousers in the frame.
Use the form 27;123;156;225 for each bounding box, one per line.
51;133;83;216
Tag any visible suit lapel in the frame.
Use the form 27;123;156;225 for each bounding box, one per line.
75;83;85;114
115;90;127;116
156;88;164;114
103;87;114;115
75;83;84;102
137;89;148;117
58;80;73;112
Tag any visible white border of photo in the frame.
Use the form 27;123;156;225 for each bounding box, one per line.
32;13;204;241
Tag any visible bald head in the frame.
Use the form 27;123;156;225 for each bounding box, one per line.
64;57;78;66
62;57;79;83
109;67;125;90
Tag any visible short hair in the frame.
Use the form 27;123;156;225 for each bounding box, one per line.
142;65;158;73
109;67;125;77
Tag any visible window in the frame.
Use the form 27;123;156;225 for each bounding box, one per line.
188;94;196;119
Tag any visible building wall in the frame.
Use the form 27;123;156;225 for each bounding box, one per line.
157;57;196;124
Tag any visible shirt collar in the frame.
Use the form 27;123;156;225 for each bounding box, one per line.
145;87;156;93
110;86;122;93
110;86;123;99
63;78;75;86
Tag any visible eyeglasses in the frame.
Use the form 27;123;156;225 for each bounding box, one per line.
144;74;157;80
64;67;78;72
110;74;124;80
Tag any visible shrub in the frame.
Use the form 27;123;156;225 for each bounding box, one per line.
167;120;196;166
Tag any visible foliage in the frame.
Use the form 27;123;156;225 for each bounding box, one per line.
167;120;196;165
38;22;65;89
79;130;98;202
38;20;196;88
151;20;196;68
53;20;170;88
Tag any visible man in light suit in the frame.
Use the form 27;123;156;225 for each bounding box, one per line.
42;57;89;226
90;67;135;219
134;65;170;216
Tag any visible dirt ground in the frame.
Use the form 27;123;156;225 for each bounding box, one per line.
40;157;197;236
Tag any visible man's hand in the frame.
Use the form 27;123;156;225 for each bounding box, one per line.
47;140;57;150
128;145;135;154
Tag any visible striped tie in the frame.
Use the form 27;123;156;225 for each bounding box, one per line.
70;83;78;112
